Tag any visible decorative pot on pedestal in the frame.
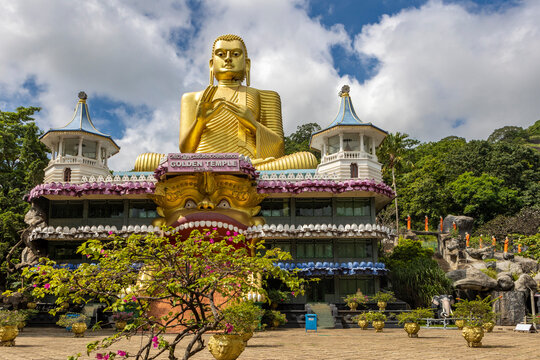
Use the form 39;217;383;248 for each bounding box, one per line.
208;334;246;360
377;301;387;311
0;325;19;346
455;319;465;330
116;321;127;331
240;331;253;343
482;321;495;333
26;302;37;310
71;322;87;338
348;302;358;311
404;322;420;338
372;320;385;332
462;326;484;347
357;319;368;330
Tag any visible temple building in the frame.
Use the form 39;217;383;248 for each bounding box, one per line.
25;86;393;307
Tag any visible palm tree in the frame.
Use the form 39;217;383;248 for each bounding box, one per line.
377;132;418;234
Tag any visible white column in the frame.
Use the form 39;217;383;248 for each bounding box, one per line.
322;143;327;157
78;137;83;157
96;142;102;165
371;139;376;156
59;138;64;157
360;134;364;153
339;133;344;152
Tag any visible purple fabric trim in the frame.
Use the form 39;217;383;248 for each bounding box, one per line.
257;179;394;198
26;181;156;202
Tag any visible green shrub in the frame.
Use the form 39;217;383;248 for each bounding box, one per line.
480;268;498;279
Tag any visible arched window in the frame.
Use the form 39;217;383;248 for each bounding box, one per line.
63;167;72;182
350;163;358;178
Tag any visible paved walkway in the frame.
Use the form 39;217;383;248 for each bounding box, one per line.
2;326;539;360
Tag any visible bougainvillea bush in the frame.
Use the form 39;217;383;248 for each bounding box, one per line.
15;229;305;360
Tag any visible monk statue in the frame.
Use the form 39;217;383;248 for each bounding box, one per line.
135;34;317;171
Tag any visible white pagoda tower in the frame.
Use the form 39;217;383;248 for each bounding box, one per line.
310;85;387;181
40;92;120;183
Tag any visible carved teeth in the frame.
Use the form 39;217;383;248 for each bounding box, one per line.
233;226;239;233
204;221;211;227
217;222;223;228
188;222;194;228
211;221;217;227
228;224;234;230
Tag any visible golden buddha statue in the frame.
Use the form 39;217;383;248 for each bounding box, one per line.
135;34;317;171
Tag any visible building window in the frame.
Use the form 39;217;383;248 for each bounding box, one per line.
328;135;340;154
82;140;97;159
63;138;79;156
337;240;372;259
295;199;332;217
63;168;72;182
343;133;360;151
50;201;83;218
297;241;333;259
350;163;358;178
336;198;370;216
339;278;375;296
129;200;158;218
88;200;124;218
271;242;292;254
260;199;290;217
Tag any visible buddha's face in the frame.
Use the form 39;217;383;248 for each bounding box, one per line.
211;40;250;82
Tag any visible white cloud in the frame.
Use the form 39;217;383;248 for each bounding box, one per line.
2;0;537;171
353;0;540;140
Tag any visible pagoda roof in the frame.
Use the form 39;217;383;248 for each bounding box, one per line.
40;92;119;150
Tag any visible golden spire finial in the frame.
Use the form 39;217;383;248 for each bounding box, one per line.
78;91;87;103
338;85;350;97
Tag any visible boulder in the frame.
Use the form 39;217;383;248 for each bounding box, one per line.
513;256;539;274
442;215;474;236
452;267;498;291
445;269;467;282
470;262;487;271
466;246;494;260
496;272;514;291
492;290;527;326
495;261;523;276
514;273;537;292
403;230;418;240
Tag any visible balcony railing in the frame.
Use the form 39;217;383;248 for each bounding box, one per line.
322;151;375;163
48;155;106;168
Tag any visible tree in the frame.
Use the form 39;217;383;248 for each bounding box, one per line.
18;230;305;360
487;126;528;143
446;172;519;225
376;132;418;233
284;122;321;159
0;107;48;289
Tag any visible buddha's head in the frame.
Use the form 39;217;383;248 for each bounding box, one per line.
210;34;251;85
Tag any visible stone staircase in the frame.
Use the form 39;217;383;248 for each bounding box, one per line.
308;303;335;329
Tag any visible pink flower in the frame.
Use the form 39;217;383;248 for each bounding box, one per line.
131;296;137;302
123;299;128;303
291;292;295;296
117;350;127;357
104;355;109;360
225;323;234;334
206;232;211;236
226;231;231;236
209;239;214;244
100;249;105;254
32;284;37;288
108;231;113;235
86;254;91;258
96;354;104;360
152;336;159;348
44;283;50;290
233;231;238;236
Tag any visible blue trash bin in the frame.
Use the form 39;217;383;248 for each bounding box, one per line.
305;313;317;332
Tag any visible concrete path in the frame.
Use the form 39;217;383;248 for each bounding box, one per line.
1;326;538;359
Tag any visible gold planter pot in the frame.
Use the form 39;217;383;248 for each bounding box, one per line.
462;326;484;347
208;334;246;360
404;322;420;338
357;319;368;330
348;302;358;311
455;319;465;330
482;321;495;333
377;301;387;311
115;321;127;331
71;322;87;338
372;320;385;332
27;302;37;309
240;331;253;343
0;325;19;346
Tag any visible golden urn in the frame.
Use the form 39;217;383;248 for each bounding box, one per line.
208;334;246;360
0;325;19;346
455;319;465;330
348;302;358;311
240;331;253;343
71;322;87;338
462;326;484;347
377;301;387;311
482;321;495;333
372;320;385;332
116;321;127;331
404;322;420;338
357;319;368;330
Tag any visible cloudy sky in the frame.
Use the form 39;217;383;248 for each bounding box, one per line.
1;0;539;170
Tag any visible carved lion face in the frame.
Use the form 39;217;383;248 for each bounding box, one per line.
151;172;265;237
